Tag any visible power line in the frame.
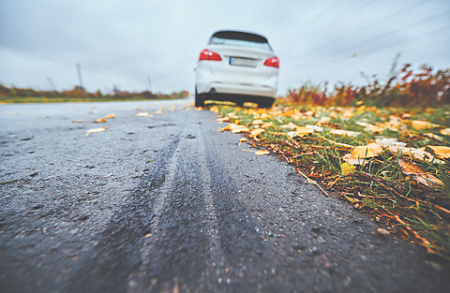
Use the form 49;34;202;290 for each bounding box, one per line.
282;0;377;54
296;0;428;58
292;22;450;74
286;9;450;71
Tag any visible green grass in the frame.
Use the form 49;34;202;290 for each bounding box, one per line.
212;103;450;259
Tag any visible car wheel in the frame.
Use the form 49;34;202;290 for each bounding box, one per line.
195;88;205;107
258;97;275;108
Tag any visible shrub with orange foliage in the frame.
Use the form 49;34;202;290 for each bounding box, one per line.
283;64;450;108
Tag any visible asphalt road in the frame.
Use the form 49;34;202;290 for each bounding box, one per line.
0;99;449;293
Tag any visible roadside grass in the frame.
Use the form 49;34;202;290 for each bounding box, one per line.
208;103;450;260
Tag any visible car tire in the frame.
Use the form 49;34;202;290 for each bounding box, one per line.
258;97;275;108
195;88;205;107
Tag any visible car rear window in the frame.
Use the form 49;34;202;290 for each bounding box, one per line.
209;31;272;51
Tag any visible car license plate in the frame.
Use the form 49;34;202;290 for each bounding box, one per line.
229;57;257;68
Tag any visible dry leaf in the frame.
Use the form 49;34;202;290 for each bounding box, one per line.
377;228;390;236
251;119;264;125
375;137;406;148
250;128;265;138
154;109;164;114
255;150;270;155
329;129;361;137
398;159;444;188
86;126;107;136
351;143;383;159
425;146;450;159
238;138;247;146
104;114;115;119
135;112;153;117
343;153;368;165
410;120;441;130
93;118;106;123
220;124;250;133
440;128;450;136
72;119;83;123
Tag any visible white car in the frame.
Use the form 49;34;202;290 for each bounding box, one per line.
195;30;279;107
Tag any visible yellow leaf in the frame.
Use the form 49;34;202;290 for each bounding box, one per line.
356;100;364;105
209;106;219;113
250;128;265;138
154;109;164;114
440;128;450;136
340;162;356;175
295;126;314;136
94;118;106;123
105;114;115;119
356;105;366;115
350;143;383;159
220;124;250;133
410;120;441;130
425;146;450;159
238;138;247;146
255;150;270;155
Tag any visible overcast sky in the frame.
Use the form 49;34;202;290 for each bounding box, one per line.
1;0;449;95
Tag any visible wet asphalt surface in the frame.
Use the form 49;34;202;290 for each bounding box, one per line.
0;99;449;293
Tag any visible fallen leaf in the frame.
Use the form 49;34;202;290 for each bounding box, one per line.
220;124;250;133
425;146;450;159
93;117;106;123
72;119;83;123
351;143;383;159
329;129;361;137
154;109;164;114
251;119;264;125
105;114;115;119
250;128;265;138
375;137;406;148
317;116;331;125
410;120;441;130
340;162;356;175
398;159;444;188
135;112;153;117
421;133;445;142
238;138;247;146
343;153;368;165
377;228;390;236
255;150;270;155
86;126;107;136
440;128;450;136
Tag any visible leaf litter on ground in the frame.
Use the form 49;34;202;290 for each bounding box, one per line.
210;102;450;260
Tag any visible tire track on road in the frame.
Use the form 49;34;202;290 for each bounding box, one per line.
68;131;182;293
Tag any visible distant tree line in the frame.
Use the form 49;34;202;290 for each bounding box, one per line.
0;84;189;100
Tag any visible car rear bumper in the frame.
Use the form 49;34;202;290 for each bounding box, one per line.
197;80;277;97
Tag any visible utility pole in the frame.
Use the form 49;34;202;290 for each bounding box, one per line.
76;63;84;88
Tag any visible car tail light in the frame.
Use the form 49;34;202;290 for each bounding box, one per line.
199;49;222;61
264;57;279;68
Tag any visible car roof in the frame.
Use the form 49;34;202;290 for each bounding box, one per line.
210;30;269;44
